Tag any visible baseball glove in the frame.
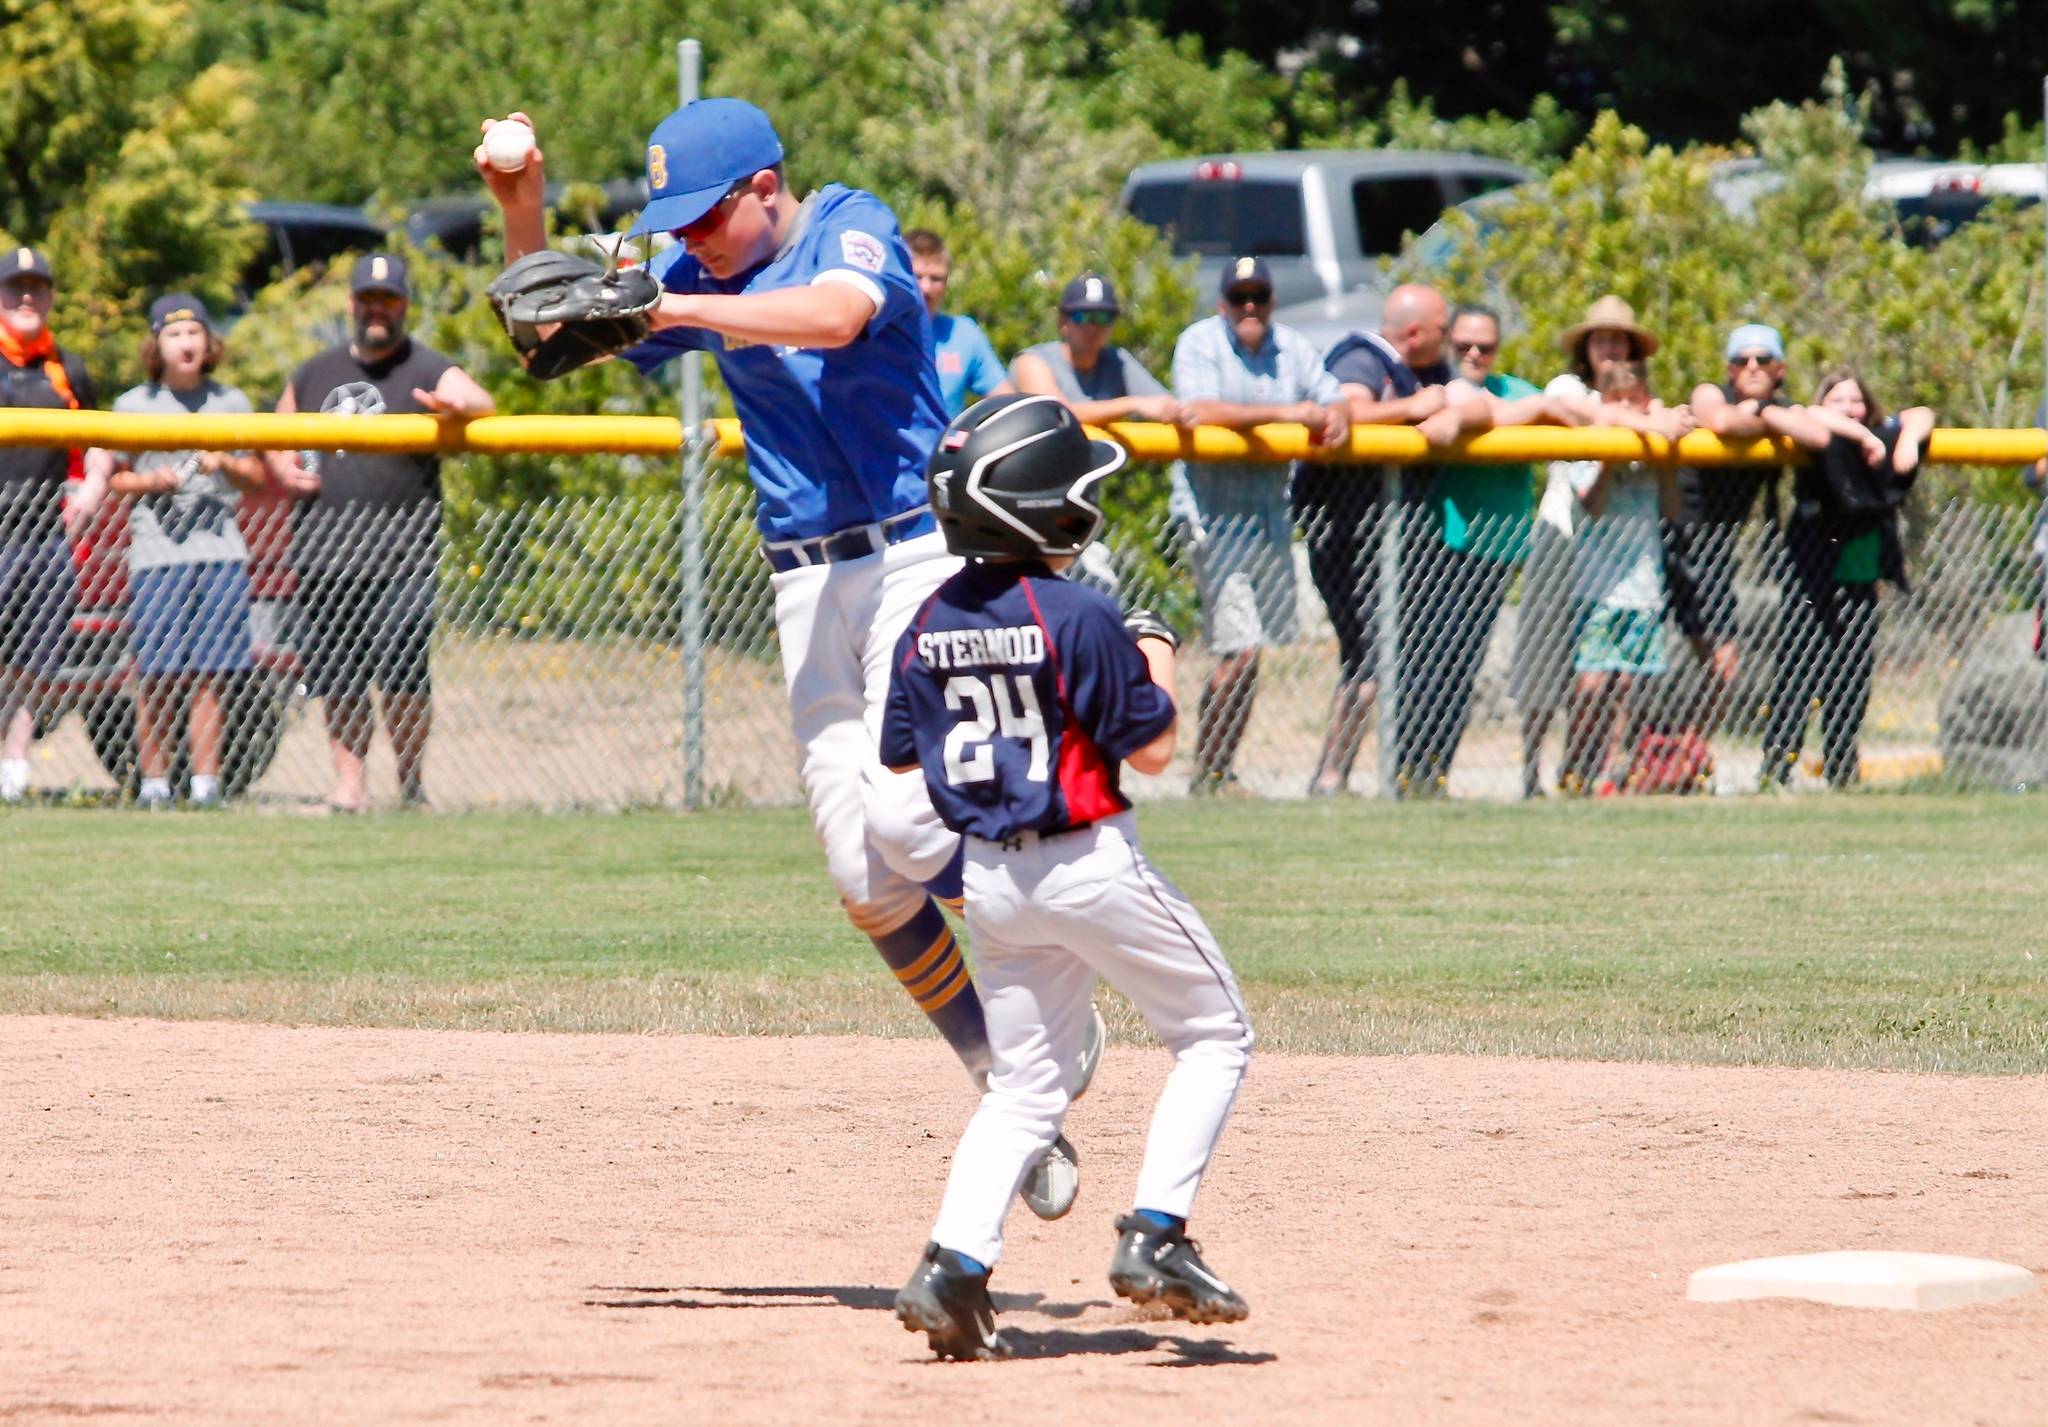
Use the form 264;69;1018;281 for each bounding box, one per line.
486;250;662;381
1123;606;1180;651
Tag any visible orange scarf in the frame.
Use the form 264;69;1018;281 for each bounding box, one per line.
0;319;81;410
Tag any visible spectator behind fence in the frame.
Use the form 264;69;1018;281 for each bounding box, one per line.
1010;272;1186;427
1172;256;1349;795
1388;304;1568;795
1299;282;1487;796
0;247;105;804
1671;322;1796;745
1514;296;1693;797
2032;399;2047;659
265;253;494;813
904;229;1011;417
1561;361;1683;794
103;296;266;810
1759;373;1931;788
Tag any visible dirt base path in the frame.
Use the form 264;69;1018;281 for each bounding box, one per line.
2;1017;2041;1425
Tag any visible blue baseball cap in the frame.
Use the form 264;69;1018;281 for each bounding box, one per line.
1724;322;1785;362
1059;272;1120;315
630;98;785;237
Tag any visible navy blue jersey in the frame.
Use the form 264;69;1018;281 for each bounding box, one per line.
881;562;1176;841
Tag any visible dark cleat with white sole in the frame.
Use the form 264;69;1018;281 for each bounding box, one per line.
895;1241;1008;1361
1108;1214;1249;1324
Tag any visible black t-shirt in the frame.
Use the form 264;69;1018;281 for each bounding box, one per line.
1676;380;1789;527
1293;332;1451;513
290;338;455;574
0;348;97;543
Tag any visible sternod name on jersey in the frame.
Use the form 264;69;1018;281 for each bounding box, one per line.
916;624;1046;671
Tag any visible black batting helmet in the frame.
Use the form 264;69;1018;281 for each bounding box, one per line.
926;395;1128;560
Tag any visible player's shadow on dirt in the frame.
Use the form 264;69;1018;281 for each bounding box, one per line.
585;1286;1274;1365
996;1327;1276;1366
584;1284;1100;1321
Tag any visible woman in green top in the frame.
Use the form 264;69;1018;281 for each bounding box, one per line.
1760;371;1931;788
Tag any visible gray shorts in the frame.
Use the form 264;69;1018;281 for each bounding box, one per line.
1183;471;1296;656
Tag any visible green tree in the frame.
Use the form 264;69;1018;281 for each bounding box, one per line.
0;0;259;382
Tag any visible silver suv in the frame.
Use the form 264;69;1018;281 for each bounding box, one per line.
1120;150;1531;311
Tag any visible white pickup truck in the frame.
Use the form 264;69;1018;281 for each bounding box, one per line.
1120;149;1531;313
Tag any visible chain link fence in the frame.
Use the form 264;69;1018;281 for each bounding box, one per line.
5;454;2045;809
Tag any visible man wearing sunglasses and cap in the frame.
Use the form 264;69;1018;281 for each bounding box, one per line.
1171;256;1349;795
1010;272;1186;429
475;101;1106;1221
0;247;104;803
1671;322;1796;749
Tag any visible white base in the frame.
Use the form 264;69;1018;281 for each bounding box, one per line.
1687;1251;2036;1311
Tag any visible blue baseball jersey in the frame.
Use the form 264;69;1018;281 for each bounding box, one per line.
624;184;947;542
881;562;1176;842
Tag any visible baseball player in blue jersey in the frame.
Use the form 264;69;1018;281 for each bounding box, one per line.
476;101;1096;1216
883;395;1255;1361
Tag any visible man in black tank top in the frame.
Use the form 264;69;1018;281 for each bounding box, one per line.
264;253;493;813
1673;322;1794;745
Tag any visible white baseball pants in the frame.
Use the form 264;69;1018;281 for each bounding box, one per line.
929;813;1253;1268
772;530;962;935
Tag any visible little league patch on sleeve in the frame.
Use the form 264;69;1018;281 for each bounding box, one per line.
840;231;887;273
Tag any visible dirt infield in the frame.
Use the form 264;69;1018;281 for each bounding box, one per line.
2;1017;2041;1425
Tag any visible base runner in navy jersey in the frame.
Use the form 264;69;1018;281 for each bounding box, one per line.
884;395;1254;1361
475;100;1096;1218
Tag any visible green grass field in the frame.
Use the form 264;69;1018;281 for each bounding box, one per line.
4;795;2043;1072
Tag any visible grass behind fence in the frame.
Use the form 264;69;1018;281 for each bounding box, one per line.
3;796;2042;1072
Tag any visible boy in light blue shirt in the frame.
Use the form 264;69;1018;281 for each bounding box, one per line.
907;228;1010;417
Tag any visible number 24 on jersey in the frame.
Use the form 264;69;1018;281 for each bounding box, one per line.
942;673;1048;785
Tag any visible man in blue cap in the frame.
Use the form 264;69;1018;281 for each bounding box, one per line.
1673;321;1796;749
474;102;1101;1221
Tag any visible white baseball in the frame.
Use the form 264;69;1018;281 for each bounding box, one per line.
484;120;536;173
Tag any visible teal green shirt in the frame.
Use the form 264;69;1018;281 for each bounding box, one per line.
1833;530;1880;584
1434;371;1537;563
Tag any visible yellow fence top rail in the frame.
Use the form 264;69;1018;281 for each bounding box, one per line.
2;409;2043;466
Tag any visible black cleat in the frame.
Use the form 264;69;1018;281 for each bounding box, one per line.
894;1242;1008;1361
1108;1214;1249;1324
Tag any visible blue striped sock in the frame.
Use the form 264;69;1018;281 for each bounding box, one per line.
1132;1209;1185;1234
872;898;988;1076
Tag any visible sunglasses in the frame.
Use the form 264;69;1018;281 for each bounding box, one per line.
672;179;752;244
1730;352;1779;368
1222;288;1272;308
1063;310;1117;326
1452;340;1497;356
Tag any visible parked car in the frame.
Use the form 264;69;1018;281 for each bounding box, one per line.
401;177;650;260
1120;150;1531;311
1409;158;2042;272
236;201;390;312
